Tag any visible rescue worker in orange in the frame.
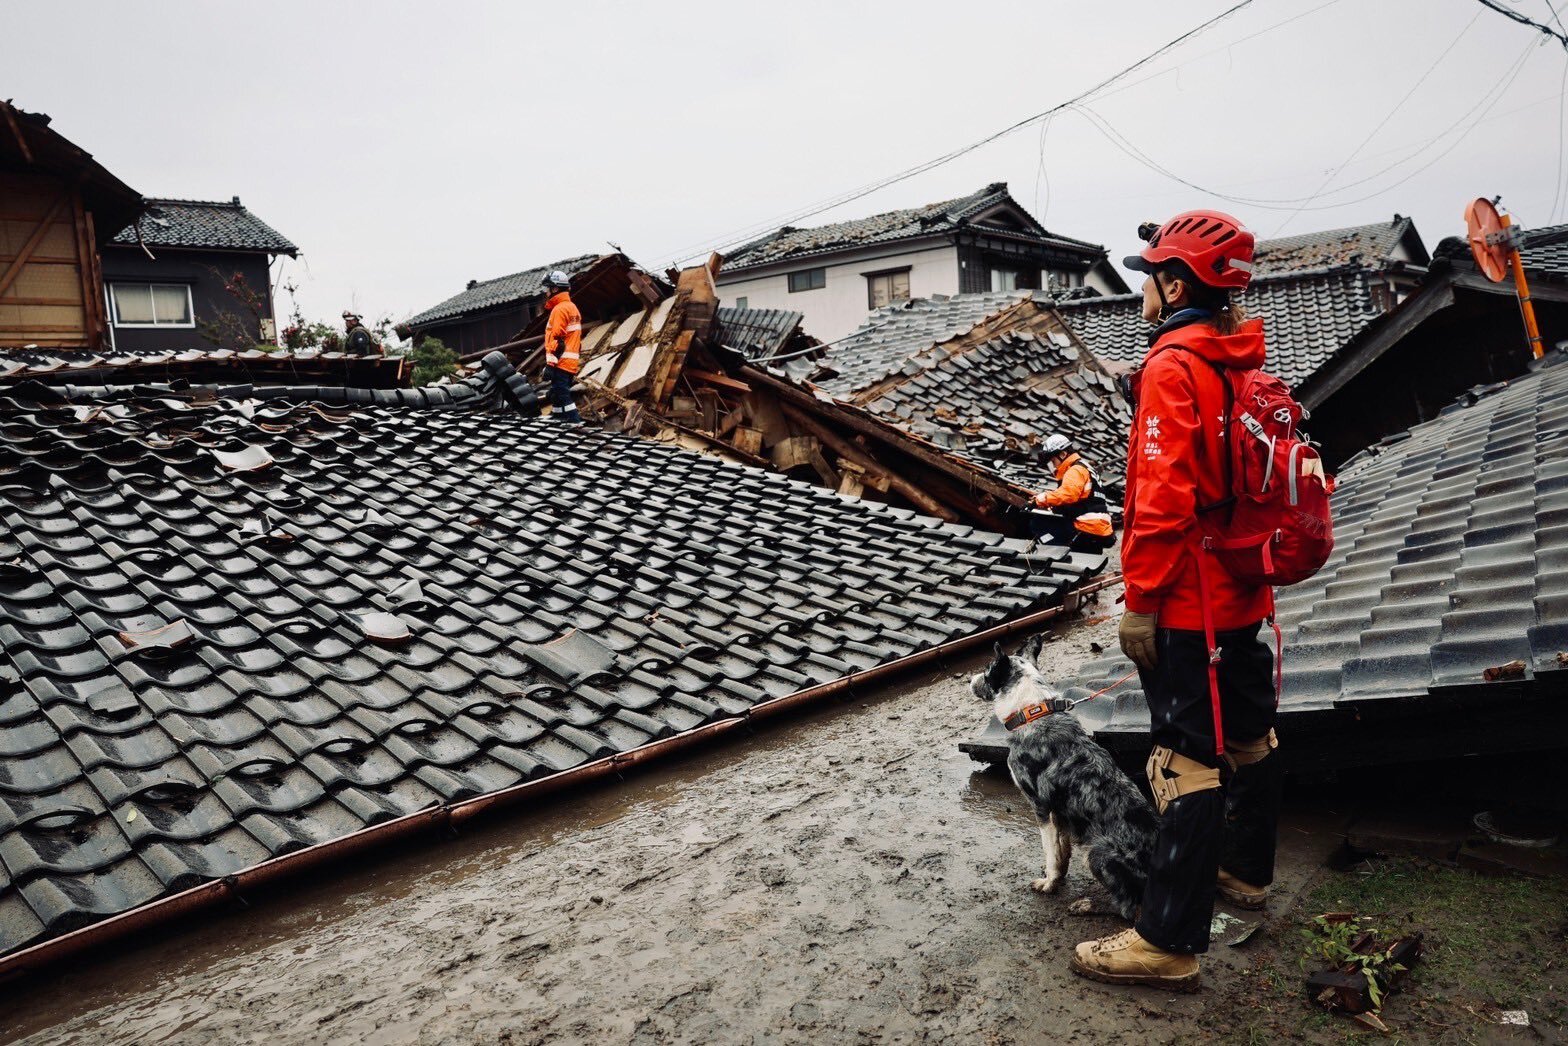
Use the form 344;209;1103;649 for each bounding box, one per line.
1029;434;1115;552
541;269;583;423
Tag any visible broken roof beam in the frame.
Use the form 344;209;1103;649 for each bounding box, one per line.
741;365;1032;509
778;403;959;522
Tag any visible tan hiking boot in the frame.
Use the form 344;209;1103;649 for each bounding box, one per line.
1217;867;1267;910
1070;928;1201;992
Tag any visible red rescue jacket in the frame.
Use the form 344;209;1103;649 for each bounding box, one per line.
1122;317;1272;631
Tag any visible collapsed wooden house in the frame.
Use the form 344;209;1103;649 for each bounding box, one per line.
470;255;1127;536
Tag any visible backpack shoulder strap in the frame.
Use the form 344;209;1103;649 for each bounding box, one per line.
1163;347;1236;513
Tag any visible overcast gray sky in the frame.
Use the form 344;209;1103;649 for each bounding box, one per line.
8;0;1566;333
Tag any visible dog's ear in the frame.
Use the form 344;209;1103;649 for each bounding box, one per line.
1023;633;1046;664
985;644;1013;691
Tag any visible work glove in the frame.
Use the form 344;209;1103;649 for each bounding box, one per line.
1118;611;1158;671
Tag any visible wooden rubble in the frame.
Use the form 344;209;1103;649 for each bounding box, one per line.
494;254;1043;534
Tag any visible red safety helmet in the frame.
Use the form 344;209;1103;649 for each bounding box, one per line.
1124;210;1255;292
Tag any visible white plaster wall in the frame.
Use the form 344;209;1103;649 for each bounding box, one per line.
1084;265;1126;297
717;243;959;342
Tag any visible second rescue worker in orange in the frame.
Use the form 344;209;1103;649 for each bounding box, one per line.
541;270;583;423
1031;433;1115;551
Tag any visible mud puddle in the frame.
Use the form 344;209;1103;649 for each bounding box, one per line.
1;597;1337;1044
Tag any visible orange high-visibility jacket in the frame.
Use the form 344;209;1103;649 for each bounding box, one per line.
1035;453;1114;538
543;292;583;374
1035;454;1092;508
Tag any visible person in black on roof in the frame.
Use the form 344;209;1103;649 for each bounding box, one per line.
343;311;376;356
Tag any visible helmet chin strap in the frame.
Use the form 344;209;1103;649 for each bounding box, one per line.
1152;274;1175;321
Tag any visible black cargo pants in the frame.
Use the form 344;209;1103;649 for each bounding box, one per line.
1133;622;1281;954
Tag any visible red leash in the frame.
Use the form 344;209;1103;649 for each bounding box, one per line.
1070;667;1140;707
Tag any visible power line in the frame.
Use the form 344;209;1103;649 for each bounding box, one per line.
1271;7;1485;235
1475;0;1568;48
1553;50;1568;221
1089;0;1349;105
1066;34;1537;214
654;0;1259;266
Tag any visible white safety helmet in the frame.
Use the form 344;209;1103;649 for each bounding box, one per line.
542;270;571;291
1041;434;1073;457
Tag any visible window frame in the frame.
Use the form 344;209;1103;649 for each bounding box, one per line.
863;266;912;309
110;282;196;329
787;267;826;293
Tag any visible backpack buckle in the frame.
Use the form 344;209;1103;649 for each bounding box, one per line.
1208;646;1223;666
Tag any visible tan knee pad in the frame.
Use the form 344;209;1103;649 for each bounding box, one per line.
1145;745;1221;815
1222;729;1278;773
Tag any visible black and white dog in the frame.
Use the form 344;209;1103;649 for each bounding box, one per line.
971;635;1157;921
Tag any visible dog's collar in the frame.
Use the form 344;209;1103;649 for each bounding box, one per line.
1003;699;1071;731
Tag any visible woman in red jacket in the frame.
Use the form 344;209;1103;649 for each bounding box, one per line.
1072;211;1281;992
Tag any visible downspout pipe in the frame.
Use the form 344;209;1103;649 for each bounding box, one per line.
0;572;1119;986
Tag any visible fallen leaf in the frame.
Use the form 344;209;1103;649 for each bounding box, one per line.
1483;659;1527;682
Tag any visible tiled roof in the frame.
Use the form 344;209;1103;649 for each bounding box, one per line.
108;198;297;256
0;379;1102;958
723;183;1103;272
714;307;805;360
1252;216;1424;276
0;347;406;391
1056;266;1385;388
405;254;601;329
855;329;1131;497
819;292;1029;396
1520;224;1568;280
971;353;1568;756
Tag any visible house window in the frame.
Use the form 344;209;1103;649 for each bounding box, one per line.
866;269;911;309
111;283;194;327
734;296;748;310
1043;268;1082;290
787;267;826;293
989;267;1022;292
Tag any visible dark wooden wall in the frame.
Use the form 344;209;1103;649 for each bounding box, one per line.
99;246;275;354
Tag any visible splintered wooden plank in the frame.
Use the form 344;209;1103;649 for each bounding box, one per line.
730;426;763;456
696;389;722;433
742;390;790;448
653;330;693;405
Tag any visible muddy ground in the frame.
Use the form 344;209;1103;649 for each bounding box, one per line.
0;602;1556;1044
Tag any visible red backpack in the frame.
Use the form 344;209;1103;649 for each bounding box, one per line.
1198;367;1334;587
1192;361;1334;753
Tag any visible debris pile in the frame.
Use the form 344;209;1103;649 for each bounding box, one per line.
481;257;1068;532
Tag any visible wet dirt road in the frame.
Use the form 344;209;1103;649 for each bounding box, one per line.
2;610;1337;1045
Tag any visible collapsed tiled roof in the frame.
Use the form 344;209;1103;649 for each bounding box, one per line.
714;307;806;360
1252;216;1425;276
723;183;1103;272
0;380;1103;958
966;352;1568;761
108;198;297;256
1056;266;1385;388
405;254;601;329
819;292;1029;396
854;328;1130;496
